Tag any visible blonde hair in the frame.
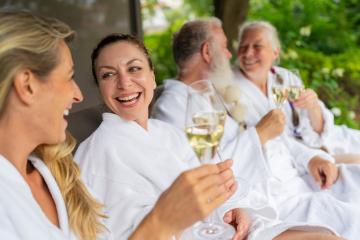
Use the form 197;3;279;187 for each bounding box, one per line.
0;10;105;239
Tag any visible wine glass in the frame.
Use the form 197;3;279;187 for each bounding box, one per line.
271;84;288;108
185;80;235;239
287;69;305;138
287;69;305;102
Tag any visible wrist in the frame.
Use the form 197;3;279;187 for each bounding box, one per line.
129;209;173;240
256;126;268;145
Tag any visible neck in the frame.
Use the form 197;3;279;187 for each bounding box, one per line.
0;113;39;176
135;112;149;130
242;69;268;95
178;68;208;86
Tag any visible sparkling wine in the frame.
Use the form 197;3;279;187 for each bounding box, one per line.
272;86;288;107
185;123;224;162
287;86;304;102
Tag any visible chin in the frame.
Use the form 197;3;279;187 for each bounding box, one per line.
48;133;67;145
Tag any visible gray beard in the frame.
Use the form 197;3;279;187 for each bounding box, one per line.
208;51;234;95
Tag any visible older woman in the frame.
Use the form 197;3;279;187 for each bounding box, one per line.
74;34;247;240
225;20;360;239
0;11;105;240
234;20;360;164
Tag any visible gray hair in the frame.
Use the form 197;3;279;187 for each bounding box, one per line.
238;20;281;51
172;17;222;66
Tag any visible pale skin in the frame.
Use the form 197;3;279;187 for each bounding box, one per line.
255;110;340;189
0;41;83;227
129;160;237;240
95;40;244;239
238;27;360;164
176;25;251;239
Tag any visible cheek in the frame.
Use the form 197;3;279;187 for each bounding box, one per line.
99;83;112;99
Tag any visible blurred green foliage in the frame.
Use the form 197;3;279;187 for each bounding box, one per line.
249;0;360;128
142;0;360;127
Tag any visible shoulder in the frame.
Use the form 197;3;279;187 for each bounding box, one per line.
150;118;184;135
149;119;187;143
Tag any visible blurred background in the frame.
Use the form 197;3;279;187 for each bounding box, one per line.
1;0;359;129
141;0;360;129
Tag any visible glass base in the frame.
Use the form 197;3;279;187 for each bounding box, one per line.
190;221;235;240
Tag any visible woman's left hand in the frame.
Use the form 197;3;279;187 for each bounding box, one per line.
292;88;320;110
308;157;339;189
223;208;250;240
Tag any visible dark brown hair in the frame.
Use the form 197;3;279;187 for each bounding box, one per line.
91;33;153;84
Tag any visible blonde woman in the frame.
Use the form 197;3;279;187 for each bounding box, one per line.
0;11;239;240
0;11;105;240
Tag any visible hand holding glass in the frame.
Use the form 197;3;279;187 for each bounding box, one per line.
185;80;234;239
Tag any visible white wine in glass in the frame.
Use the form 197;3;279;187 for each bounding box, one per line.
287;85;304;102
185;80;235;240
186;112;225;162
272;86;288;108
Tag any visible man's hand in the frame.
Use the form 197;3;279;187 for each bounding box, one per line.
223;208;250;240
256;109;285;145
308;157;339;189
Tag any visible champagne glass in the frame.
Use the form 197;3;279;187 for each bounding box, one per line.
287;69;304;102
271;84;288;108
287;85;304;102
185;80;235;239
287;69;305;138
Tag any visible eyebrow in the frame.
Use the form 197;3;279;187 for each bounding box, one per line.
127;58;143;65
98;58;144;70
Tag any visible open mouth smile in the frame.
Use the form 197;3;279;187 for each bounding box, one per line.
115;93;142;106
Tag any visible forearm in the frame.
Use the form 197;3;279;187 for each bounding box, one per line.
129;209;172;240
308;105;324;134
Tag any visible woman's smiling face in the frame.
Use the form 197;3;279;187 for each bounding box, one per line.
237;27;279;81
95;41;155;128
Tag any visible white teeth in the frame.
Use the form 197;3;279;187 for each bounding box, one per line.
117;93;140;102
64;109;69;116
245;61;257;65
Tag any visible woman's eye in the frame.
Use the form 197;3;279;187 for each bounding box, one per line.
239;46;247;52
101;72;115;80
129;66;142;73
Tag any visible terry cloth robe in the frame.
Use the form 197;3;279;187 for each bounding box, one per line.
233;69;360;239
79;113;334;240
268;66;360;155
0;155;77;240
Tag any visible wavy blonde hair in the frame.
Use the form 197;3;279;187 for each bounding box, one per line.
0;10;106;239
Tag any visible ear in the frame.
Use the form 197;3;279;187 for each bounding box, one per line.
151;71;156;89
273;48;280;61
12;69;38;105
200;41;211;64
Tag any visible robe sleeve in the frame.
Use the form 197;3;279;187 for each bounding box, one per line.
86;174;158;239
219;125;270;186
283;135;335;175
299;101;336;151
280;67;336;151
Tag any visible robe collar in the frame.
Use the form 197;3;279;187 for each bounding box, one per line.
0;154;71;237
234;68;279;125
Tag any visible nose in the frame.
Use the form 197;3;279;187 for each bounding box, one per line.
243;46;254;58
116;72;132;89
73;81;83;103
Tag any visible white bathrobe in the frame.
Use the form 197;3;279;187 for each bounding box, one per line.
233;70;360;239
75;113;329;240
265;66;360;155
0;155;77;240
